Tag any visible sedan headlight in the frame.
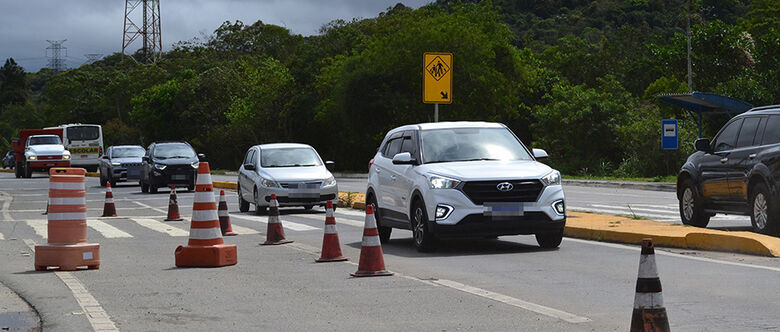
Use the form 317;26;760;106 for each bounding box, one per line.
429;175;461;189
191;161;199;169
111;162;121;166
541;170;561;186
27;155;36;160
321;175;336;188
154;164;167;170
260;177;278;188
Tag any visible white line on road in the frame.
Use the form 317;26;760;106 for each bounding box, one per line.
25;219;48;239
0;191;13;222
228;224;260;235
431;278;591;323
292;213;365;228
230;214;319;231
132;201;167;214
86;220;133;238
130;218;189;237
22;239;119;331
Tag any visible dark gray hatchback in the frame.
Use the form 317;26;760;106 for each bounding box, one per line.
677;105;780;234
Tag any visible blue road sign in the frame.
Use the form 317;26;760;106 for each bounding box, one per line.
661;119;678;150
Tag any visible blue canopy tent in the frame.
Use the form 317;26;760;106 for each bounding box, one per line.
657;92;753;138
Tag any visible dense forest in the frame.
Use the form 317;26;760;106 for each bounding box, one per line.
0;0;777;176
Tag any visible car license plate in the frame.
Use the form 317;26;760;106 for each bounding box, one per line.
171;174;186;180
483;203;524;217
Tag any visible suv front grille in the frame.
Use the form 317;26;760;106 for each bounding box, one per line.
460;180;544;204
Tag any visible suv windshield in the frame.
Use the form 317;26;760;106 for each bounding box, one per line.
113;147;145;158
261;148;321;167
421;128;532;163
153;144;196;159
29;136;61;145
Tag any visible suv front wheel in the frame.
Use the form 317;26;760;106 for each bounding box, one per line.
536;229;563;248
412;199;437;252
679;179;710;227
750;183;778;235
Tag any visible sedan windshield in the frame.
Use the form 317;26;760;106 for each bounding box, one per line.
29;136;61;145
261;148;322;167
421;128;533;163
153;144;196;159
112;147;145;158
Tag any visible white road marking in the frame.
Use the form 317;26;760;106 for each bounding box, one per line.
132;201;167;214
130;218;189;237
431;279;591;323
86;220;133;238
25;219;48;239
230;214;318;231
0;191;13;222
226;224;260;235
0;233;4;240
22;239;119;331
564;238;780;273
292;213;365;228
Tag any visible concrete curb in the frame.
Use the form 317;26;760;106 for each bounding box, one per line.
562;179;676;192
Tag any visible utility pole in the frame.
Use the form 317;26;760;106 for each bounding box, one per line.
686;0;693;92
84;54;104;65
122;0;162;62
46;39;68;72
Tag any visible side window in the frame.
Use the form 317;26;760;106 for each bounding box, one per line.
400;132;417;156
762;116;780;145
736;117;761;148
384;138;403;158
713;119;743;152
754;117;768;146
243;149;254;165
252;149;259;165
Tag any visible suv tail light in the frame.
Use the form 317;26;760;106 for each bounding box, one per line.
368;158;374;170
99;146;103;157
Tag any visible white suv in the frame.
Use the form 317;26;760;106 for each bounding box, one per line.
366;122;566;252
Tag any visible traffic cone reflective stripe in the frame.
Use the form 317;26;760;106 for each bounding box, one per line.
174;162;237;267
351;204;392;277
35;167;100;271
101;182;117;217
630;238;670;332
218;190;237;236
261;194;293;245
316;200;347;262
164;185;183;221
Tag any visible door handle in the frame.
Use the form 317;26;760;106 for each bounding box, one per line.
390;175;396;181
720;158;728;163
749;153;757;159
375;168;381;174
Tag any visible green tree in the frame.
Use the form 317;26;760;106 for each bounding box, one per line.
0;58;28;107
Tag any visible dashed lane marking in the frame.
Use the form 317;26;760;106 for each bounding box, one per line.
291;213;365;228
230;214;319;231
86;220;133;238
227;224;260;235
130;218;189;237
25;219;48;239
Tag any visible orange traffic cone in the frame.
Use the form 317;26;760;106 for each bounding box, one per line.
174;162;237;267
100;182;117;217
351;204;392;277
630;238;671;332
218;190;237;236
35;168;100;271
261;194;293;245
164;185;183;221
316;200;347;262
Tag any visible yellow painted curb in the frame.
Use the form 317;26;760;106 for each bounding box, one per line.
0;169;12;173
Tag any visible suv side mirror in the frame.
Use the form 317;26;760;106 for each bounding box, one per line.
694;138;711;152
532;148;549;160
197;153;206;160
244;164;255;171
392;152;417;165
142;156;149;162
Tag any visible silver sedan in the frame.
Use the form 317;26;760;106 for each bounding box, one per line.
237;143;338;214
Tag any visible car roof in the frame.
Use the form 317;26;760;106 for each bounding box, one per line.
387;121;506;135
743;105;780;116
254;143;314;150
153;141;190;146
29;134;60;138
110;145;144;149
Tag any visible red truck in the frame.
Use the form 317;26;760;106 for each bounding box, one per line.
12;128;71;178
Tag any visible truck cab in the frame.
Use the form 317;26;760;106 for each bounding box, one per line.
14;133;71;178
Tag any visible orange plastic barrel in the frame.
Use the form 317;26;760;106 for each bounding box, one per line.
47;168;87;244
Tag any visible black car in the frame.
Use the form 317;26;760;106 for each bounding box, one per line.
677;105;780;234
98;145;145;187
140;142;202;193
2;151;14;169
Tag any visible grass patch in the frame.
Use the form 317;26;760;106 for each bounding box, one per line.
563;175;676;183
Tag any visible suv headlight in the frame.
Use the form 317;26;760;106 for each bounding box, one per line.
321;175;336;188
260;177;278;188
541;170;561;186
429;175;461;189
154;164;167;170
191;161;199;169
111;162;121;166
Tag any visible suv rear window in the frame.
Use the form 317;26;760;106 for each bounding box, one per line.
66;126;100;141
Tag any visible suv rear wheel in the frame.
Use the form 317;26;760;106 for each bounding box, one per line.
367;194;391;243
412;199;437;252
750;183;778;235
679;179;710;227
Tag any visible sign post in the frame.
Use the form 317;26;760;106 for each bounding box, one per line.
423;52;452;122
661;119;678;150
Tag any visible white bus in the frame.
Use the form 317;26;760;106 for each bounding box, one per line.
44;124;104;172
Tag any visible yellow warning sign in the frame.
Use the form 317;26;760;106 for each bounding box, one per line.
423;52;452;104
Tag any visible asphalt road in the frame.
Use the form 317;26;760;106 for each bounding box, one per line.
1;172;778;330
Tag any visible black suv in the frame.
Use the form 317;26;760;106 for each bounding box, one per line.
140;142;202;193
677;105;780;234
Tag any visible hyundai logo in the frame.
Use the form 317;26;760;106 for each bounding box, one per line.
496;182;513;192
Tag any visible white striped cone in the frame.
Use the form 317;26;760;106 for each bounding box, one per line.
262;194;292;245
316;200;347;262
630;239;670;332
101;183;117;217
218;190;236;236
351;204;392;277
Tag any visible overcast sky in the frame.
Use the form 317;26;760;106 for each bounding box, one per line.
0;0;432;72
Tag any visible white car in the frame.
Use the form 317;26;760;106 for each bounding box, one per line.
237;143;338;214
366;122;566;252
